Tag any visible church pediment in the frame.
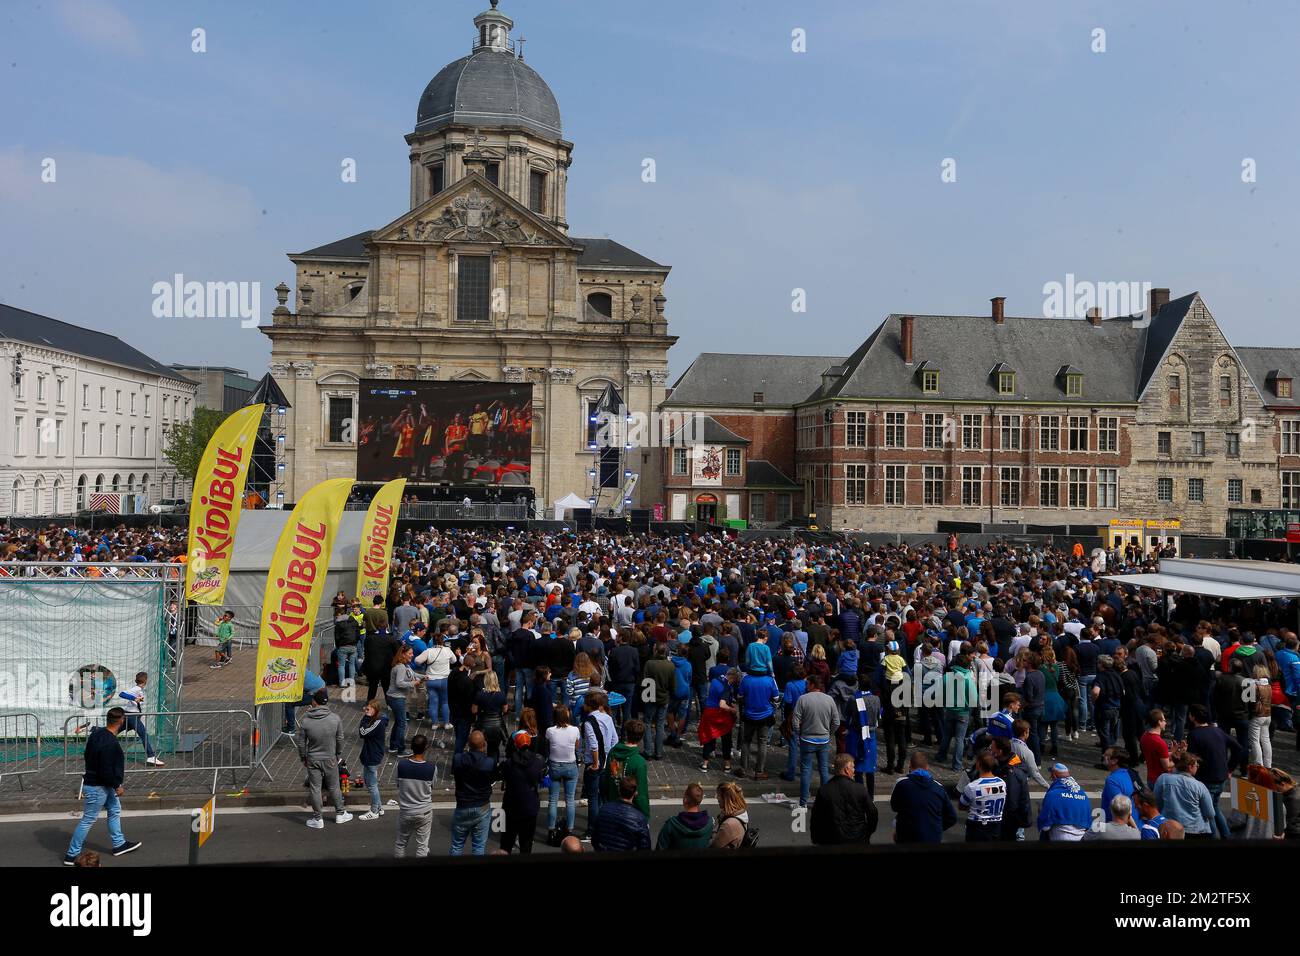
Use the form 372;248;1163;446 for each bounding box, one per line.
372;173;573;248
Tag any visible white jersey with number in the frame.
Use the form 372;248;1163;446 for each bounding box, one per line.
959;775;1007;824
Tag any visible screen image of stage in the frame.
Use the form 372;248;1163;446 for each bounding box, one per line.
356;379;533;485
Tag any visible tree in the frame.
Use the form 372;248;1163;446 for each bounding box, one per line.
162;406;228;487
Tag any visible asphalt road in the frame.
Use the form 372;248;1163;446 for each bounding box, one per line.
4;793;1006;865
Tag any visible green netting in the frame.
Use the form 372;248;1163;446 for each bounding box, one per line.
0;579;174;760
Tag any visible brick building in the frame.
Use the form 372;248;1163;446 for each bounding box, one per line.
660;353;838;524
657;289;1300;541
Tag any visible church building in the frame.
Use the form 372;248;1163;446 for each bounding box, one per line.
263;1;675;510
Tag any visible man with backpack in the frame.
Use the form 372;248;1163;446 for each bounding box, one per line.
580;689;617;840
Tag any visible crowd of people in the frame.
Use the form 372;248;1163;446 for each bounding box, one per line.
0;523;187;565
49;521;1300;858
297;527;1300;853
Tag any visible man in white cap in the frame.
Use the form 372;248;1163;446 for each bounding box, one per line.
1035;762;1091;842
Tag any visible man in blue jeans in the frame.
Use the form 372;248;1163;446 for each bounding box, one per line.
580;690;617;837
791;676;839;807
640;644;675;759
65;707;141;864
449;731;498;856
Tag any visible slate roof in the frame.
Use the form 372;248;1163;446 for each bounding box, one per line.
664;415;750;445
1237;346;1300;408
295;231;373;259
416;48;562;139
819;312;1153;404
572;238;666;270
665;353;845;408
293;231;664;271
0;302;193;381
1135;292;1197;395
746;459;799;489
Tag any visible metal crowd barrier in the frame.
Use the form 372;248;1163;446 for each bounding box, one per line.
190;605;334;649
342;501;532;521
0;712;44;789
63;709;257;794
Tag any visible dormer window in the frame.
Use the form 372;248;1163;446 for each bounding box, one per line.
1267;370;1293;399
1057;365;1083;397
916;360;940;394
990;362;1016;396
1281;379;1294;399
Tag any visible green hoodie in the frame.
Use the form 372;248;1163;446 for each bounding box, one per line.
655;809;713;850
603;742;649;818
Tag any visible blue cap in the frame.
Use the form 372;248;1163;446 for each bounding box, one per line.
1052;762;1069;774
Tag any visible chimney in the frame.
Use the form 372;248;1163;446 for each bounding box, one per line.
900;315;914;364
1149;287;1170;319
1087;307;1102;327
991;296;1005;325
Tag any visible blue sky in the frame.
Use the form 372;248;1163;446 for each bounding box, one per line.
2;0;1298;379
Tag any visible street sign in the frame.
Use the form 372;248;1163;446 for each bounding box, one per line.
197;795;216;846
189;795;216;864
1231;777;1272;823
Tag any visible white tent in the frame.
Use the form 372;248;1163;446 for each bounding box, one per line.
192;511;368;649
223;509;367;608
1102;557;1300;600
552;492;589;521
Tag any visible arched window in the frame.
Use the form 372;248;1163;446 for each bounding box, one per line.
53;477;63;514
127;473;136;493
141;473;150;498
95;474;105;493
77;475;88;510
586;292;613;319
10;479;23;517
33;477;45;515
111;474;121;492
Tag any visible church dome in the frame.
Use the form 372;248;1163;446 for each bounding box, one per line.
415;3;561;139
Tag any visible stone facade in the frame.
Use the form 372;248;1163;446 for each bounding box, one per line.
262;5;674;510
1126;296;1278;537
0;322;196;517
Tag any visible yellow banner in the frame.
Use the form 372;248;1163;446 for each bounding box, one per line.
184;404;265;604
253;477;353;705
356;477;405;603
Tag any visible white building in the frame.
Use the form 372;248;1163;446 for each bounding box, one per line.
0;303;198;517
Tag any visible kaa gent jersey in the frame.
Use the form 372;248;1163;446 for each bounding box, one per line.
959;775;1007;824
